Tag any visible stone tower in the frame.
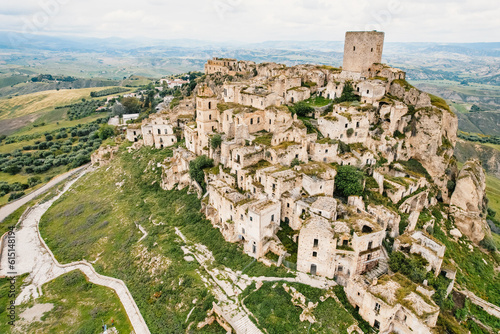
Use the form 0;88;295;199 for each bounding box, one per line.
342;31;384;74
196;85;219;151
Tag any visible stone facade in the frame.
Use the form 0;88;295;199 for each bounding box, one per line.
342;31;384;77
120;30;468;331
346;274;439;333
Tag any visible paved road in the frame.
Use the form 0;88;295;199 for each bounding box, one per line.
0;164;90;222
0;167;151;334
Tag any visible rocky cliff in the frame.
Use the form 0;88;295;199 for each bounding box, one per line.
454;140;500;179
450;159;490;243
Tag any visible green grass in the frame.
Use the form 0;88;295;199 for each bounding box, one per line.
450;101;469;114
483;142;500;151
429;94;451;113
121;75;154;87
486;173;500;215
14;270;133;334
303;96;332;107
0;274;29;333
433;222;500;306
0;165;69;207
39;144;289;333
0;74;28;88
243;281;356;334
10;112;108;138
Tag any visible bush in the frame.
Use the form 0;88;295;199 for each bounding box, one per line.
8;192;25;202
292;101;314;117
97;124;115;140
189;155;214;191
389;251;428;283
334;165;364;198
333;81;360;103
480;237;497;252
210;134;222;149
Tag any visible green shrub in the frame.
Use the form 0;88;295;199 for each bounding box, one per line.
334;165;364;198
189;155;214;191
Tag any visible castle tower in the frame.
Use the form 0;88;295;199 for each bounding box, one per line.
196;85;219;152
342;31;384;75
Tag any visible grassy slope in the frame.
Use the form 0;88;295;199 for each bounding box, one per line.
39;143;288;333
2;112;107;142
486;173;500;215
243;281;356;334
0;88;104;121
0;274;29;333
17;270;133;334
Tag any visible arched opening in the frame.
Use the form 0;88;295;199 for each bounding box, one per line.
208;101;211;109
362;225;373;233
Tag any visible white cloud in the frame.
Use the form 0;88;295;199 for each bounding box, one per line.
0;0;498;42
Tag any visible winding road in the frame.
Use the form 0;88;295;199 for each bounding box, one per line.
0;164;90;222
0;167;151;334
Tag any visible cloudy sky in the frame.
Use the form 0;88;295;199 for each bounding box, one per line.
1;0;498;43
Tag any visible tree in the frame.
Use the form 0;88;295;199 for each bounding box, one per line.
121;97;141;114
293;102;314;117
97;124;115;140
470;104;481;112
189;155;214;191
334;81;360;103
112;102;125;116
334;165;364;198
210;134;222;150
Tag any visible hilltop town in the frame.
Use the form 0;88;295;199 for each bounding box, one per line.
93;31;494;333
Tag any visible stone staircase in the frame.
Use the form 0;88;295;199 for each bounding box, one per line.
365;247;390;281
365;256;389;280
231;311;262;334
214;303;263;334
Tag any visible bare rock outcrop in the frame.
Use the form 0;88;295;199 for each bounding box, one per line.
399;108;458;200
389;81;431;109
91;145;118;166
450;159;490;243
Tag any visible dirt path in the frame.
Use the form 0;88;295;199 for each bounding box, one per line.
0;163;90;222
174;227;337;334
0;168;151;334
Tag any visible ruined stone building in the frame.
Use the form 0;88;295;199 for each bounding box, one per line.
126;30;461;331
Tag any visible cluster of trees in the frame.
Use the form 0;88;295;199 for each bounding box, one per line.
469;104;481;112
458;132;500;145
0;119;108;178
31;74;76;82
0;177;41;201
63;99;106;120
90;87;128;98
